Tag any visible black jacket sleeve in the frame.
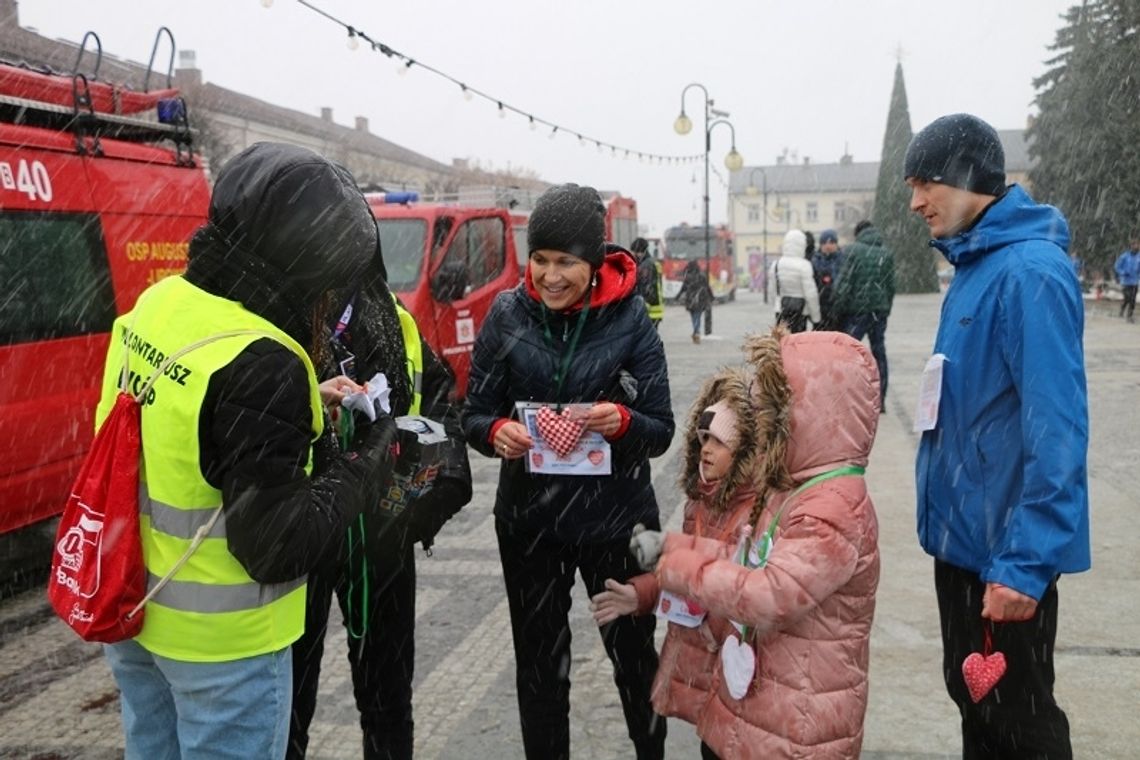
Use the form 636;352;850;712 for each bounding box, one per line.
461;293;514;458
200;338;397;584
607;303;674;460
406;339;473;551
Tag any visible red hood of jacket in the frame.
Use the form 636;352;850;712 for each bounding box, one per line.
525;248;638;312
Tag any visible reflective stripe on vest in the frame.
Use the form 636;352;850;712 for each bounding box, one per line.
95;275;323;663
394;300;423;415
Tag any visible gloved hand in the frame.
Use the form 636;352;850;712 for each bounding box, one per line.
407;480;468;553
629;523;664;572
339;412;398;519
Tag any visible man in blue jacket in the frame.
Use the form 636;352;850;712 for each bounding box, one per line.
1113;237;1140;322
905;113;1089;759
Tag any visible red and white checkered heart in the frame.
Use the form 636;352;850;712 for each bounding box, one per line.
536;406;586;458
962;651;1007;703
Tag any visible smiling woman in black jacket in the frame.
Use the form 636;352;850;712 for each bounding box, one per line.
462;184;674;760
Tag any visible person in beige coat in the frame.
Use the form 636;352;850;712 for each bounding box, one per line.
655;329;881;759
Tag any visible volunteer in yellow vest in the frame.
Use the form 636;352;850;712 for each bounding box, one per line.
289;239;472;760
631;237;664;329
97;143;399;760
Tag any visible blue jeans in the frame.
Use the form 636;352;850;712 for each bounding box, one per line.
689;310;702;335
843;312;888;406
104;639;292;760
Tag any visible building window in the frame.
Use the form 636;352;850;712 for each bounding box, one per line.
834;201;847;223
806;202;818;223
747;204;760;222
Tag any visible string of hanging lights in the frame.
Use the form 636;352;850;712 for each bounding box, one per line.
257;0;704;166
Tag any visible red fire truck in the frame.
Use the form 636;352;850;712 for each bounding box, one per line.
369;194;522;398
661;223;737;302
0;51;210;541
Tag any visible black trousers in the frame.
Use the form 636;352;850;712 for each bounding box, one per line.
934;560;1072;760
289;515;416;760
1121;285;1137;318
496;518;666;760
843;312;889;406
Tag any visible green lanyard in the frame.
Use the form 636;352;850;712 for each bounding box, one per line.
333;407;370;639
738;464;867;570
541;292;591;407
734;464;865;640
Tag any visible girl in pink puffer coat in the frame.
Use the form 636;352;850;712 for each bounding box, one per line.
656;329;881;759
590;365;784;728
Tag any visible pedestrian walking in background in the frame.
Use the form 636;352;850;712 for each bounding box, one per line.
812;228;845;330
589;366;765;733
803;229;816;267
677;259;713;343
288;240;472;760
462;183;674;760
766;229;820;333
631;236;665;329
97;143;399;759
833;220;895;407
1113;237;1140;322
621;328;881;759
906;112;1090;759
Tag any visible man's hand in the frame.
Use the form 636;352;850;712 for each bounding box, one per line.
982;582;1038;622
629;523;664;571
589;578;638;626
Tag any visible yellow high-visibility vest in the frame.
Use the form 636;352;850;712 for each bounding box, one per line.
394;299;423;415
95;275;322;662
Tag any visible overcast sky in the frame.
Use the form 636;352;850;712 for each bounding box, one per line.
22;0;1074;235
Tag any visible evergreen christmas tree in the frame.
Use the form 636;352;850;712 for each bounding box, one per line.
872;62;939;293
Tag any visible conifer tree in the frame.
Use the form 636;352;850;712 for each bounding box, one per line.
1031;1;1140;277
872;62;939;293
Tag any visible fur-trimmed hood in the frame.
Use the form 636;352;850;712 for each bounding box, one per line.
680;367;762;514
745;327;880;482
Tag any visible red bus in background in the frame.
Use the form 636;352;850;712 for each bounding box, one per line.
661;223;737;302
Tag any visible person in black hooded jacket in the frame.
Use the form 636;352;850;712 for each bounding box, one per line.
462;183;674;760
288;240;473;760
99;142;399;759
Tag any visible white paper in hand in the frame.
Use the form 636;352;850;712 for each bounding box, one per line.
342;372;391;421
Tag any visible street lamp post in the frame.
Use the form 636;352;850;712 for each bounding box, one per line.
674;83;742;333
746;168;769;303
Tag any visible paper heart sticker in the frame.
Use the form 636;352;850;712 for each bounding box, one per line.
686;599;706;616
535;406;586;458
962;651;1007;703
587;449;604;465
720;634;756;700
530;452;544;468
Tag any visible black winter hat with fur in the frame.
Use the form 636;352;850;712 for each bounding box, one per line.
904;113;1006;196
527;183;607;268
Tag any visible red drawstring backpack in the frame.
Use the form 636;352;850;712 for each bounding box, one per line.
48;329;265;643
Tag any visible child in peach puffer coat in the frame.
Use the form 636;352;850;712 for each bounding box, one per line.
600;328;882;759
590;364;789;732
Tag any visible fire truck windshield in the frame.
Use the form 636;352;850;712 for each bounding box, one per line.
376;218;428;291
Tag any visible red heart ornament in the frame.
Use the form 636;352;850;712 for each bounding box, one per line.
536;406;585;458
962;651;1007;703
587;449;604;465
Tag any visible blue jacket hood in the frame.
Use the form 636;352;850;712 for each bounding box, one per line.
933;184;1070;267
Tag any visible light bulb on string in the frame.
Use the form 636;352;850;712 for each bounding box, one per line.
398;59;413;76
498;102;506;119
346;28;359;51
549;126;558;140
577;134;584;146
529;116;536;131
461;84;473;102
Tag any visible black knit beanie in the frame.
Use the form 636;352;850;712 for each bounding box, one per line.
904;113;1006;196
527;183;607;268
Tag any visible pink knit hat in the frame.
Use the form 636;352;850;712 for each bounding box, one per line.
697;399;740;451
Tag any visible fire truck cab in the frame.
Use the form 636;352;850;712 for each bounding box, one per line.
368;195;521;398
0;50;210;539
